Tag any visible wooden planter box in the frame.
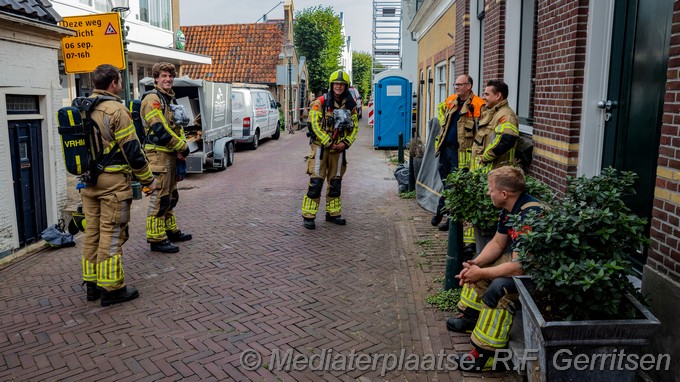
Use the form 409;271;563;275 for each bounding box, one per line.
513;276;661;382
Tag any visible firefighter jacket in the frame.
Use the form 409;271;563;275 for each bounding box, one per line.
471;99;519;170
308;93;359;150
435;93;485;152
88;90;153;186
141;85;188;156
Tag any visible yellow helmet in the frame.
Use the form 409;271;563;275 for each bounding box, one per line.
328;70;350;88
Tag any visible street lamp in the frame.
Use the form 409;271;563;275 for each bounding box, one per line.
284;43;295;134
110;0;131;104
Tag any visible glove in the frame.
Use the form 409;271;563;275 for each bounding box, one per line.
177;147;190;160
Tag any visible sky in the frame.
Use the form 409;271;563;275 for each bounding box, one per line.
178;0;373;53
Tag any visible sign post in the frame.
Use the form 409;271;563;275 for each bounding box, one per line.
60;13;125;74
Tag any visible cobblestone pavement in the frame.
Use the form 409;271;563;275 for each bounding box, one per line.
0;116;522;382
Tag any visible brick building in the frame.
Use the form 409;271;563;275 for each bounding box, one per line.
409;0;679;379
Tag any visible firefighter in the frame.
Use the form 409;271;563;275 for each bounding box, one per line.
141;62;192;253
301;70;359;229
81;64;155;306
432;75;486;245
448;166;544;372
470;80;520;173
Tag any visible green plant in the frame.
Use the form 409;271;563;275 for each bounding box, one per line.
512;168;649;321
443;168;554;234
426;288;462;312
399;190;416;199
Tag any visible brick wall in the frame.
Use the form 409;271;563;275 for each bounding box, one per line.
481;0;506;83
648;0;680;282
528;0;589;193
455;0;471;77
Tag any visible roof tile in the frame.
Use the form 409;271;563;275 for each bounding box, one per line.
181;22;285;84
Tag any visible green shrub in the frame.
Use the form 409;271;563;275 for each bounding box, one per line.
512;168;649;321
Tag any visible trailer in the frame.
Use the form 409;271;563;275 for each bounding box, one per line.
140;76;234;173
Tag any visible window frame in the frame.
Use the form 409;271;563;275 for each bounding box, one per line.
434;61;447;107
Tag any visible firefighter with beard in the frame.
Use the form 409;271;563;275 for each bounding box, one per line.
301;70;359;229
141;62;192;253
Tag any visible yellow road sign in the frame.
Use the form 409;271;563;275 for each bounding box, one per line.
60;13;125;74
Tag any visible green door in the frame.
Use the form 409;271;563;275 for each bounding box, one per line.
603;0;674;266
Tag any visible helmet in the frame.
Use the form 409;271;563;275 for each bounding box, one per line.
328;70;350;88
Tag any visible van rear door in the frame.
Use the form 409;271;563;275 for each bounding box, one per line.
266;92;279;133
253;91;270;136
232;91;248;139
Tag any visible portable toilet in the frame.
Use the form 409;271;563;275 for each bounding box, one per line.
373;70;413;149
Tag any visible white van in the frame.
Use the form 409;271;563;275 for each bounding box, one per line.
231;84;280;149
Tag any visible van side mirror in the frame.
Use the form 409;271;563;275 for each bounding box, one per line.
276;102;282;108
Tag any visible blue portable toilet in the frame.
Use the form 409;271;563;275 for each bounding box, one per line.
373;70;413;149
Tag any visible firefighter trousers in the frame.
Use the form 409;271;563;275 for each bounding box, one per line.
145;150;180;243
80;172;133;291
457;253;519;351
302;143;347;219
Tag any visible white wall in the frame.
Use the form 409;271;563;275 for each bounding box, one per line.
51;0;175;48
0;37;66;253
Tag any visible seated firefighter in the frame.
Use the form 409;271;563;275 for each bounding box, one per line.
447;166;545;372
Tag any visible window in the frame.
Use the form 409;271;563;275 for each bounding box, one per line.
140;0;171;30
426;67;432;123
79;0;108;11
517;0;536;126
448;58;456;94
435;62;447;106
94;0;108;11
6;95;39;114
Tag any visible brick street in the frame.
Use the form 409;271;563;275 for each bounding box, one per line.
0;117;520;381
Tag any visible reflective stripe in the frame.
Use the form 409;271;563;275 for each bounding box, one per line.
144;143;174;153
302;195;319;216
96;255;124;287
314;147;322;175
344;115;359;145
165;215;177;232
459;284;484;311
82;258;97;282
114;123;135;140
464;226;475;245
309;109;330;146
458;150;472;169
336;152;344;177
436;100;447;127
482;122;519;162
76;155;82;175
67;109;76;126
326;198;341;214
472;307;514;348
146;215;167;240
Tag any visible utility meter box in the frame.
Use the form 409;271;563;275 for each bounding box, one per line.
373;70;413;149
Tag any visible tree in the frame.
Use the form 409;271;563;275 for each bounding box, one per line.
294;6;344;95
352;51;372;104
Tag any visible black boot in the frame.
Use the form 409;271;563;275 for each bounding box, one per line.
101;285;139;307
431;212;443;226
303;218;316;230
166;230;192;242
325;213;346;225
438;220;450;231
150;239;179;253
83;281;101;301
446;309;479;333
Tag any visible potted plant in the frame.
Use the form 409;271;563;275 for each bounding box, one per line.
511;168;661;382
443;167;554;253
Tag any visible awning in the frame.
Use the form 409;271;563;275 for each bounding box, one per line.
127;41;211;66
